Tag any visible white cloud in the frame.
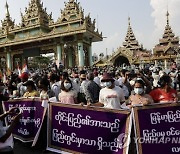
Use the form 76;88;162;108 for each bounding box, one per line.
150;0;180;46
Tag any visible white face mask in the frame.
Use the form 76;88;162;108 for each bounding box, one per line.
104;82;112;88
64;83;71;90
134;88;144;95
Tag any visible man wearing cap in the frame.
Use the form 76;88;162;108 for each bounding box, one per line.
98;73;125;109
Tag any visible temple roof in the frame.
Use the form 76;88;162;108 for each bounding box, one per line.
57;0;84;23
154;11;179;53
21;0;53;28
1;2;15;35
159;11;179;44
0;0;102;48
122;17;142;50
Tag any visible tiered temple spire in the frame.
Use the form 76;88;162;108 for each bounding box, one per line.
123;17;141;50
57;0;84;23
21;0;52;28
1;1;15;35
159;11;179;46
154;11;179;54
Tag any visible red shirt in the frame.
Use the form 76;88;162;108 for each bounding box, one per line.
149;88;177;103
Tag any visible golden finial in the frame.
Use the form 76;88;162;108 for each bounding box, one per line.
166;10;169;25
5;1;10;18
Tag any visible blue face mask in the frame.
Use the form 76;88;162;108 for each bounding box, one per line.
64;83;71;90
134;88;144;95
104;82;112;88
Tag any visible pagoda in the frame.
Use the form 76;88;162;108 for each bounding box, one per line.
153;11;180;68
0;0;102;70
122;17;142;51
106;17;150;67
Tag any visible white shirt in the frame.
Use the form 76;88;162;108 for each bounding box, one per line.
17;82;27;97
99;86;125;109
51;82;61;100
94;76;100;86
80;80;88;94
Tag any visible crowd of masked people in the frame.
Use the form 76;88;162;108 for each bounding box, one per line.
0;64;180;110
0;64;180;153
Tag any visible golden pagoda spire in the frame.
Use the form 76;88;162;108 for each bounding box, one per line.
123;17;141;50
154;10;179;54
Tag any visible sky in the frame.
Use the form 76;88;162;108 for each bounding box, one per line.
0;0;180;56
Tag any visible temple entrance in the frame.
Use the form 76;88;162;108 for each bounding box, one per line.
114;56;130;67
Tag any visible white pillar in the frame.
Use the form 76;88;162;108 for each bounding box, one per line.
57;44;62;63
78;42;84;67
6;50;12;70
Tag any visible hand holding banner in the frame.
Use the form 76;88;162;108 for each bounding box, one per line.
2;98;46;145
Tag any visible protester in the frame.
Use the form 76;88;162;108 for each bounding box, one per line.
97;73;125;109
17;72;29;97
23;80;40;97
84;72;101;105
78;74;88;104
58;78;77;104
169;68;178;90
129;79;154;106
0;83;9;114
49;73;60;101
93;71;100;86
0;107;21;153
149;75;178;103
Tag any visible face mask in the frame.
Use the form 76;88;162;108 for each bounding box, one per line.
64;83;71;90
134;88;144;95
104;82;112;88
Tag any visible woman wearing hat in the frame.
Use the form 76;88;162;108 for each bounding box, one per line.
23;80;39;97
97;73;126;109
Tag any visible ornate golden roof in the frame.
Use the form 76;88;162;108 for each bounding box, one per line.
21;0;53;28
159;11;179;45
1;2;15;35
0;0;102;48
57;0;84;23
154;11;179;54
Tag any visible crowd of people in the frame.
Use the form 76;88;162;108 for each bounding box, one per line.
0;63;180;110
0;62;180;152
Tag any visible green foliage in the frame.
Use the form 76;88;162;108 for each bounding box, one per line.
28;56;53;68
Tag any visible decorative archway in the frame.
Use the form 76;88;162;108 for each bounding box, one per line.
114;55;130;67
